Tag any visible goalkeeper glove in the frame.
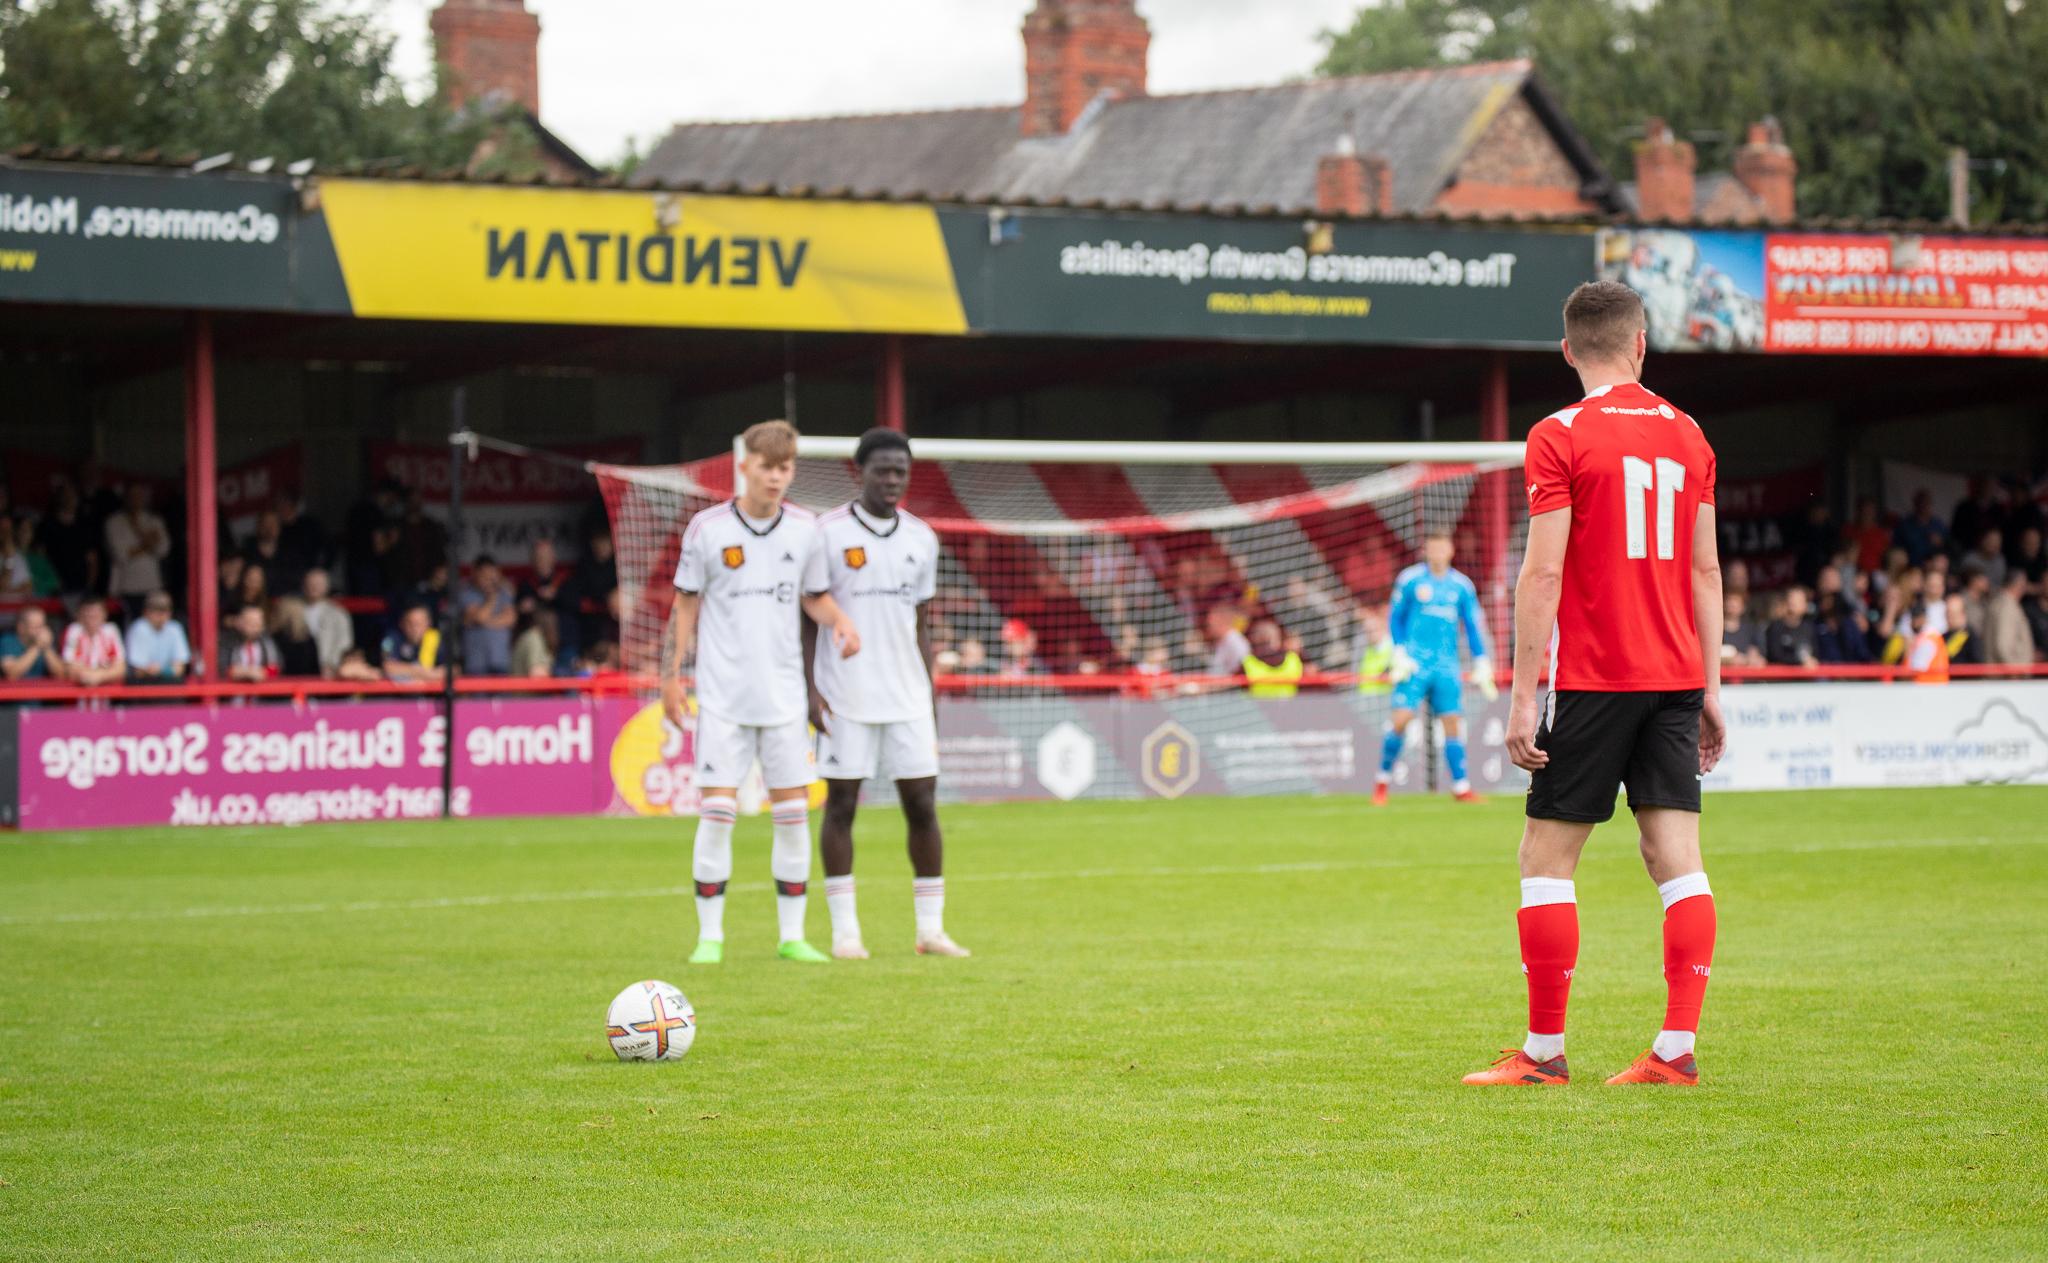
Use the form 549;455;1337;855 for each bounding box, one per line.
1469;657;1499;702
1388;647;1418;685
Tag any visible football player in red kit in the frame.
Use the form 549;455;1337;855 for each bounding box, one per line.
1464;280;1726;1087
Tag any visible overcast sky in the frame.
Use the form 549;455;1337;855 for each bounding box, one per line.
379;0;1367;166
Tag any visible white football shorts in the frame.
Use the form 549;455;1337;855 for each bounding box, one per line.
814;712;940;782
692;712;814;791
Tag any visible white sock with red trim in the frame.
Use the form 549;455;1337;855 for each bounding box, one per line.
769;800;812;944
824;875;860;943
913;876;945;937
692;796;737;943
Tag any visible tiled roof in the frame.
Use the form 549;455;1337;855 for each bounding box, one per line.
636;60;1619;217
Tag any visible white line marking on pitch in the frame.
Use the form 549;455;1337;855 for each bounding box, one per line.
0;835;2030;927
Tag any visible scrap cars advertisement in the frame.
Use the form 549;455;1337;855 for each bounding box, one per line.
1603;228;2048;356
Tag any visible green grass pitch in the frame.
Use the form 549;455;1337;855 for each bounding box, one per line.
2;787;2044;1260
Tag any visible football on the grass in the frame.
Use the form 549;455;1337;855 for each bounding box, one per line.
606;980;695;1062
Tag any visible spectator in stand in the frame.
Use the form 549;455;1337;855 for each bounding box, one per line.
233;560;269;617
1241;618;1303;697
519;538;575;666
124;591;191;683
1724;557;1751;598
1960;568;1993;637
243;510;307;598
1892;491;1948;567
998;619;1044;675
1944;593;1982;666
571;530;618;649
1;606;63;681
1906;604;1949;681
275;490;327;581
300;569;355;678
76;460;119;534
1961;529;2007;588
1845;498;1891;575
391;489;448;596
510;607;558;678
2009;526;2045;586
2023;585;2048;663
575;639;620;675
405;561;450;628
333;647;382;682
220;602;282;682
1983;569;2036;666
105;483;171;608
1921;570;1950;635
1814;592;1872;664
953;639;991;674
269;597;321;677
39;477;100;597
345;480;405;598
15;518;62;598
217;553;245;614
1949;477;2004;565
1764;587;1819;668
1793;502;1836;588
2008;496;2045;565
0;517;35;600
1722;591;1765;666
1204;603;1250;679
61;597;125;686
1352;601;1395;695
459;555;516;676
1135;639;1172;676
380;604;443;683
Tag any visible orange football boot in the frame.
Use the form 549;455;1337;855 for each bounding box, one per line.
1453;788;1485;804
1605;1049;1699;1085
1371;783;1390;807
1462;1049;1569;1086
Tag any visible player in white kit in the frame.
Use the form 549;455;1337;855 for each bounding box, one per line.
806;428;969;958
662;420;861;965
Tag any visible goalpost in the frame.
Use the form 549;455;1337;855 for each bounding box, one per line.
591;437;1528;693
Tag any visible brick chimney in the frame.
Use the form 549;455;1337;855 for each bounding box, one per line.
1315;136;1392;217
1632;118;1696;222
1021;0;1150;138
1733;117;1797;223
431;0;541;116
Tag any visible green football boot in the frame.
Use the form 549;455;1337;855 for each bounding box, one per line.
777;939;831;963
688;938;724;965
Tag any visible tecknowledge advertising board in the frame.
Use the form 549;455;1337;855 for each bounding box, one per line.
7;681;2038;831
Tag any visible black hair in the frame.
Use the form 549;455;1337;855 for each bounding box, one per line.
854;427;912;468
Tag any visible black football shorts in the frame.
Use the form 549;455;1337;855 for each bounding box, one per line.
1525;689;1704;823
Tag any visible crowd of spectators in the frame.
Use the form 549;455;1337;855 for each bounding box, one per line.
0;466;625;691
1723;480;2048;675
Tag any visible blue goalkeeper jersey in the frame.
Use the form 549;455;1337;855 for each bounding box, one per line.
1389;563;1488;674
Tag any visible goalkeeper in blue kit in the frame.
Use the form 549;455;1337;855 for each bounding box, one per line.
1371;530;1495;805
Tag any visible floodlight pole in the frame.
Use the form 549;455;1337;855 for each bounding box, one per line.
441;388;468;820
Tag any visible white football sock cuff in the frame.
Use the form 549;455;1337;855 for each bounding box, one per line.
1657;871;1712;910
692;796;737;884
1520;877;1576;908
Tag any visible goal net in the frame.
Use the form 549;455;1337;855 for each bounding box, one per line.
592;438;1527;693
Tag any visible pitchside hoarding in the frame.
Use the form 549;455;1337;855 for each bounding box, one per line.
5;683;2041;831
1601;228;2048;357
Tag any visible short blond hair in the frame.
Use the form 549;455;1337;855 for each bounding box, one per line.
1562;281;1647;362
741;419;799;465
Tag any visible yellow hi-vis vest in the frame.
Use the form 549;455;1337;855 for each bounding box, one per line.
1357;640;1393;695
1243;651;1303;698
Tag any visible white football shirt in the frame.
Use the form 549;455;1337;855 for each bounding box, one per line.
813;502;939;723
674;501;827;726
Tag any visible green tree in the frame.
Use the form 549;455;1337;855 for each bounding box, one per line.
0;0;538;174
1316;0;2048;223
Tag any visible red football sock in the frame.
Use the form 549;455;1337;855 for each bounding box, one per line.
1518;902;1579;1037
1662;893;1717;1032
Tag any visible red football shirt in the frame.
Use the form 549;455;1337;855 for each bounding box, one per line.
1524;381;1717;691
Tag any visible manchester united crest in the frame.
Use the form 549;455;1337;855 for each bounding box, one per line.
844;546;868;570
722;545;745;569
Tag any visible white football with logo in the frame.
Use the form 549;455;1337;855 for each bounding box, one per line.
606;980;695;1062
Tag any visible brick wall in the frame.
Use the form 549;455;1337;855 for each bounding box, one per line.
1432;94;1597;216
1021;0;1150;137
431;0;541;116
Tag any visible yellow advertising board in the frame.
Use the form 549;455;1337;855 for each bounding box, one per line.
317;180;969;334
